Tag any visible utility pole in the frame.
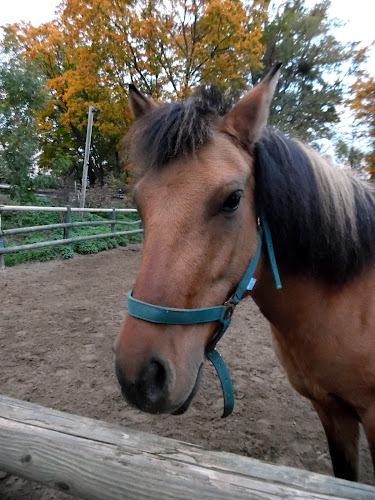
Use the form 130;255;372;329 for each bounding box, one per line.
80;106;98;209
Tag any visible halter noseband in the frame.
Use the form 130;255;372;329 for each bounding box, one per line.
126;213;281;418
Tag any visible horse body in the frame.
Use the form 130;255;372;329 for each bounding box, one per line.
115;66;375;481
252;268;375;480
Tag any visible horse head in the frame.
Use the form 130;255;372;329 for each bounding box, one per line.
114;65;281;415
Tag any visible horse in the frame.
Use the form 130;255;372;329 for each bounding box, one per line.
114;63;375;482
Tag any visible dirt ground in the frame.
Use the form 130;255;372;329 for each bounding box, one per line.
0;245;374;499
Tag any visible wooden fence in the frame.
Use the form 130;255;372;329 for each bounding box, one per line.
2;206;375;498
0;204;143;269
0;395;374;499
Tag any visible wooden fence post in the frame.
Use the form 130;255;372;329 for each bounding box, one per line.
111;208;117;234
0;211;5;270
64;207;72;240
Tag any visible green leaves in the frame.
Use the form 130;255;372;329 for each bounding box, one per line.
256;0;363;144
0;35;47;202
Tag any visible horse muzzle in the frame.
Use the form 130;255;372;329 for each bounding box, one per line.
115;355;174;414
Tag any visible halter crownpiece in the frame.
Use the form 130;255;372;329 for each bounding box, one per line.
126;212;281;418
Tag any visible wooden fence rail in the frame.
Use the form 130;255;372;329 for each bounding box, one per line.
2;219;141;237
0;395;374;499
0;205;138;213
0;204;142;269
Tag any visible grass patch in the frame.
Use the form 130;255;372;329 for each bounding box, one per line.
1;200;143;267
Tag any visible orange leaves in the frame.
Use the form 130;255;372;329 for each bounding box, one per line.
6;0;266;180
181;0;265;94
351;70;375;173
351;77;375;119
10;0;265;107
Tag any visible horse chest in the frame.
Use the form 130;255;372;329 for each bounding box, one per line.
270;325;341;402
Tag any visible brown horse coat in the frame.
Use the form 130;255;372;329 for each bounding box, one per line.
115;66;375;481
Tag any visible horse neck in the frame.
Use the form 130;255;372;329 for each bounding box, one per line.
250;259;375;337
249;263;332;334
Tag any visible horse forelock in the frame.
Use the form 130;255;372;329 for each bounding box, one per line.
127;85;232;171
255;128;375;284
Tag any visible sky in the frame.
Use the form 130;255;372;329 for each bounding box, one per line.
0;0;60;27
317;0;375;70
1;0;374;72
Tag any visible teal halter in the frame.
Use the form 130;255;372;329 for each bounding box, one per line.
127;213;281;418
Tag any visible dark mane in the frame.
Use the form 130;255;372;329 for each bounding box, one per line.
255;128;375;284
128;86;231;169
129;86;375;285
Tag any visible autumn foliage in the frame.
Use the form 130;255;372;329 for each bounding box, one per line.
1;0;373;186
351;72;375;175
2;0;267;184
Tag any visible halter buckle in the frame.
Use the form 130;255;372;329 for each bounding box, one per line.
223;299;236;319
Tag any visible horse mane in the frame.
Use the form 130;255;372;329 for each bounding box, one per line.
128;86;375;285
127;85;232;170
255;128;375;285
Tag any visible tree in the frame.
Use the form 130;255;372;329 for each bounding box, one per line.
6;0;266;186
254;0;363;145
75;0;266;98
350;71;375;175
335;135;366;171
0;32;46;202
4;13;131;186
5;0;369;187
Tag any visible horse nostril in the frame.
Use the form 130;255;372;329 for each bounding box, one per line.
139;358;168;403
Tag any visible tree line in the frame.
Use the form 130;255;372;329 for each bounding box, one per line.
0;0;374;201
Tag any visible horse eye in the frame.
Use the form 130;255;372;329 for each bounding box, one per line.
222;192;242;213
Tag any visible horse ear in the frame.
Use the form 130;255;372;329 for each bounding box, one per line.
221;62;282;147
128;84;158;119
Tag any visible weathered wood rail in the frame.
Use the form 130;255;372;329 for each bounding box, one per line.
0;395;374;499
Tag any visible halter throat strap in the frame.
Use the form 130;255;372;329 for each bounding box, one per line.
126;214;281;418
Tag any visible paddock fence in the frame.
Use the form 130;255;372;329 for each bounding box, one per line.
0;395;374;499
0;204;143;269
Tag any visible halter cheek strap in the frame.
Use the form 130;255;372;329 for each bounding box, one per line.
126;214;281;418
